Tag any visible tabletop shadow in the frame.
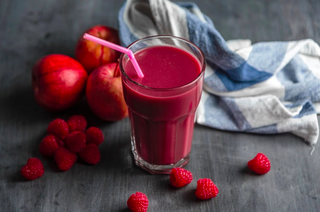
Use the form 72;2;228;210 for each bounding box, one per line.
0;86;53;123
119;208;131;212
7;169;26;183
0;84;117;128
182;188;199;203
239;166;264;176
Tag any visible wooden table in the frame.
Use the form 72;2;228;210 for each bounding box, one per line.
1;0;320;211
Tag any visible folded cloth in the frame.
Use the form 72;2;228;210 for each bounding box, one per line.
118;0;320;145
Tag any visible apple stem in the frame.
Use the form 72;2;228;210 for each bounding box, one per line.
114;62;120;77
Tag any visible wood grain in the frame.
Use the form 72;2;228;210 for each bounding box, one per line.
1;0;320;211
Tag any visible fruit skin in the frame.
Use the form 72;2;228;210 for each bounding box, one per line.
127;192;149;212
67;115;87;132
21;158;44;180
32;54;88;111
195;178;219;200
65;131;87;153
47;118;69;140
86;63;128;121
170;168;193;188
85;127;104;146
39;135;61;156
54;148;78;171
79;144;101;165
75;25;121;74
247;153;271;175
57;139;65;147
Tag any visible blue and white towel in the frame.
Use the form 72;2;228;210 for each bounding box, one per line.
118;0;320;145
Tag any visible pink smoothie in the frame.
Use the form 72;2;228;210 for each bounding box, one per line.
121;45;203;165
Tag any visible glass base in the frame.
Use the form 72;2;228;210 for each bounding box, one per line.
132;149;190;174
130;130;190;174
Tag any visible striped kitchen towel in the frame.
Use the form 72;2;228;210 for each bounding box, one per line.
118;0;320;145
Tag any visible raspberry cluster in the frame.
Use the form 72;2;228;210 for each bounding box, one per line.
21;115;105;180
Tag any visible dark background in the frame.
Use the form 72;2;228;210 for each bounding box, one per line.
1;0;320;211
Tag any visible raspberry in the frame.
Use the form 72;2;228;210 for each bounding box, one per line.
170;168;193;188
85;127;104;146
54;148;77;171
65;131;86;153
79;144;101;165
39;135;60;156
21;158;44;180
195;178;219;200
47;118;69;140
247;153;271;174
127;192;149;212
67;115;87;132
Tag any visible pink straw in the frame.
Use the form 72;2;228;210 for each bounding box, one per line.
83;33;144;78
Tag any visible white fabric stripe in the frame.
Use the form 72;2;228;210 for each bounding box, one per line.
196;90;209;124
298;39;320;57
235;95;301;128
123;0;189;41
274;39;320;74
234;45;252;61
204;74;286;99
123;0;159;39
299;54;320;79
313;103;320;113
150;0;189;39
277;114;319;145
226;39;252;54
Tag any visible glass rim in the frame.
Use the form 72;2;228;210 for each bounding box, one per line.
119;35;206;91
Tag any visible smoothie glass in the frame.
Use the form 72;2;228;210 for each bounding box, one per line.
119;35;205;174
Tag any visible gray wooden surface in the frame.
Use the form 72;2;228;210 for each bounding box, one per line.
1;0;320;211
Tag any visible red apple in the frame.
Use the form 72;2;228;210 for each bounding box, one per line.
32;54;88;111
75;25;121;74
86;63;128;121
